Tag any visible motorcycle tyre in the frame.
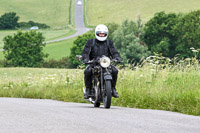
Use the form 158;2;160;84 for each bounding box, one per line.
103;80;112;109
94;85;100;107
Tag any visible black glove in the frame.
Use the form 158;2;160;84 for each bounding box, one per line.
83;59;89;64
116;57;122;62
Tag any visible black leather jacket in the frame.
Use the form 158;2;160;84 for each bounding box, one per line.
81;39;121;61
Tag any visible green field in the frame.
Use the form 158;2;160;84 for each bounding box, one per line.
0;29;76;48
0;37;77;60
86;0;200;25
0;0;77;60
44;37;77;60
0;63;199;116
0;0;72;29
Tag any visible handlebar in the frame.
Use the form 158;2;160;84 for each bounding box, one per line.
84;59;122;64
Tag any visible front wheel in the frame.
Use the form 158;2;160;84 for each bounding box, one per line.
103;80;112;109
94;85;100;107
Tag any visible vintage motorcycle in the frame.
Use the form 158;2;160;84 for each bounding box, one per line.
76;55;121;109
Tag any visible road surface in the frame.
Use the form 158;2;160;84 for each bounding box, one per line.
0;98;200;133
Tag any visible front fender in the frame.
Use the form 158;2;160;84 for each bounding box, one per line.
104;74;112;80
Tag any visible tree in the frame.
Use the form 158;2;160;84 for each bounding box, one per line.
113;19;150;63
106;22;120;40
0;12;19;29
69;32;95;67
3;30;48;67
173;10;200;58
143;12;179;57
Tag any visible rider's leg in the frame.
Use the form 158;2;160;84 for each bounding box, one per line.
84;66;92;99
111;65;119;98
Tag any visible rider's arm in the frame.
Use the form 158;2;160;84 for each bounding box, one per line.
81;39;92;62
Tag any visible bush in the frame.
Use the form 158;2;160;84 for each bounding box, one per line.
143;12;179;58
3;30;48;67
0;12;19;30
173;10;200;58
113;19;151;64
143;10;200;58
69;33;95;68
106;22;120;40
18;21;50;29
41;57;72;68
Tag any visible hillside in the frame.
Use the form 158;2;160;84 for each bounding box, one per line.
86;0;200;25
0;0;71;29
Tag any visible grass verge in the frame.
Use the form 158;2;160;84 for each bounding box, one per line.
0;65;199;116
84;0;95;28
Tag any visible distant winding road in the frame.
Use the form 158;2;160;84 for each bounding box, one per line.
0;98;200;133
0;0;90;51
45;0;90;43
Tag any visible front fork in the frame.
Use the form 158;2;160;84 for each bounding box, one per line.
101;67;112;96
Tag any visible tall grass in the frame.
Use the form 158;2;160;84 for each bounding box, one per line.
0;56;199;116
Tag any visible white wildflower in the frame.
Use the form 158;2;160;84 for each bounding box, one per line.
155;61;159;64
10;85;13;88
192;50;199;53
3;87;9;89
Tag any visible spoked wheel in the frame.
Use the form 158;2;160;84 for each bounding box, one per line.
103;80;112;109
94;85;100;107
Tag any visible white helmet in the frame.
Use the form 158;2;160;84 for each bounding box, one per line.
95;24;108;41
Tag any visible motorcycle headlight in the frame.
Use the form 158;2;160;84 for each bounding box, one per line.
100;57;111;68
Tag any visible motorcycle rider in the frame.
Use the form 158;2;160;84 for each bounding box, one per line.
82;24;122;99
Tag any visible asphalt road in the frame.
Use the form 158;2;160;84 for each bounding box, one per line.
45;0;90;43
0;98;200;133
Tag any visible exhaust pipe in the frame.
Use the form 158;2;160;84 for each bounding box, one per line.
83;87;86;94
89;98;95;104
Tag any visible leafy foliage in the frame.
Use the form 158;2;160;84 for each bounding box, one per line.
173;10;200;58
18;21;50;29
69;32;95;67
41;57;72;68
143;10;200;58
3;30;48;67
106;22;119;40
143;12;179;57
113;19;150;63
0;12;19;30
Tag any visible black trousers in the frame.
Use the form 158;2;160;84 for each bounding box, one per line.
84;65;118;89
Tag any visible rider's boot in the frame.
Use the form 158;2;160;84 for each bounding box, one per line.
84;88;91;99
112;87;119;98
